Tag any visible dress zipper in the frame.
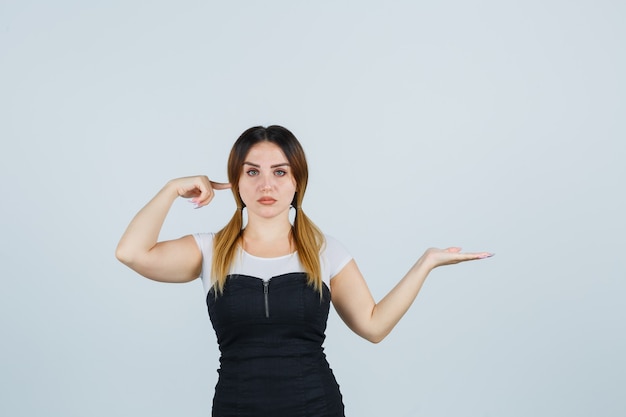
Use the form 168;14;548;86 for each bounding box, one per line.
263;280;270;318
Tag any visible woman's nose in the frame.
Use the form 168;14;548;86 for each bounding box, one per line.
259;175;274;191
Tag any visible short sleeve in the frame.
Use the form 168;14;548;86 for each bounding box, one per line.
321;234;353;280
193;233;215;295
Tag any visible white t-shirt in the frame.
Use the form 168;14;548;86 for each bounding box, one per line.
193;233;352;296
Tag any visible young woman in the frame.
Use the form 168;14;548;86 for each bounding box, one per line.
116;125;493;417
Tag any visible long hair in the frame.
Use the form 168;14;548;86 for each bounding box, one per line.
211;125;325;293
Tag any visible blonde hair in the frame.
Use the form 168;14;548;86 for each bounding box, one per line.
211;126;325;294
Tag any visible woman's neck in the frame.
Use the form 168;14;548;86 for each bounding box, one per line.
242;216;294;257
243;221;292;241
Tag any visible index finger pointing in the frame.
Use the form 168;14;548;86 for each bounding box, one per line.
210;181;232;190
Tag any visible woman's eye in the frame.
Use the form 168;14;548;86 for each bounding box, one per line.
246;169;259;176
274;170;286;177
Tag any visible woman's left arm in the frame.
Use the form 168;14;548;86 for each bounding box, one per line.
330;247;493;343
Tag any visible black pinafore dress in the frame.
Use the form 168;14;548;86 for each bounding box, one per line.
207;272;345;417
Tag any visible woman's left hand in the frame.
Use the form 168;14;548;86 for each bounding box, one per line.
420;247;493;270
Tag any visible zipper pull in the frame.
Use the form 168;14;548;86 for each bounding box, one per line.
263;280;269;318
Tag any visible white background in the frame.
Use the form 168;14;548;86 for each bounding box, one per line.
1;1;624;416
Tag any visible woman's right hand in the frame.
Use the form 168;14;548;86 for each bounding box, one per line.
116;176;231;283
168;176;232;208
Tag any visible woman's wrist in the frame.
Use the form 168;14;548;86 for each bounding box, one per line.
412;254;435;275
162;179;185;199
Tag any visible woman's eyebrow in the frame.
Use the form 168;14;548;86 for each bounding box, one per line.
243;162;290;168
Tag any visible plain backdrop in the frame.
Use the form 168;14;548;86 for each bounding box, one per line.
1;1;624;416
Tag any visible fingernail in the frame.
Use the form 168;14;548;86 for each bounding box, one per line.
480;253;494;259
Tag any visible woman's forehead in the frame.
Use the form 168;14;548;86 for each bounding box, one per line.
243;142;289;165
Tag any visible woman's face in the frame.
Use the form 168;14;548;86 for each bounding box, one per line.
238;141;297;221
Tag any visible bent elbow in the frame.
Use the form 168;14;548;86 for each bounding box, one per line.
366;335;385;344
351;320;390;344
115;244;135;266
362;330;388;344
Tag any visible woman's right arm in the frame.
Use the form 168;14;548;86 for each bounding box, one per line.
115;176;231;283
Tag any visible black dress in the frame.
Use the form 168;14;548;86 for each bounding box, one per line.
206;272;345;417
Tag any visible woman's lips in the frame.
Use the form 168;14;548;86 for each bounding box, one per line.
257;197;277;205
